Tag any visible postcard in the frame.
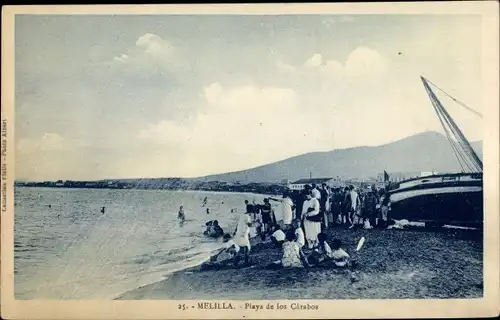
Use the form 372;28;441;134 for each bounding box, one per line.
1;2;499;319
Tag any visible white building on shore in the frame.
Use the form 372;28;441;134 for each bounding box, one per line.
288;177;336;191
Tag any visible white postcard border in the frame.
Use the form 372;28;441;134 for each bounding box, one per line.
1;2;499;319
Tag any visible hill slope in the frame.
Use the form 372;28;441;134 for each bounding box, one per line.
197;131;483;183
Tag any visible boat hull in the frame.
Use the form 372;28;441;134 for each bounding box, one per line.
388;174;483;228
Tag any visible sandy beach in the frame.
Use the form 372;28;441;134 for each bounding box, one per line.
116;226;483;300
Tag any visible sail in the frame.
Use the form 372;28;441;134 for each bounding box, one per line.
421;76;483;173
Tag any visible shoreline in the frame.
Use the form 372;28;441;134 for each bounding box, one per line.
116;226;483;300
112;236;271;300
14;185;283;197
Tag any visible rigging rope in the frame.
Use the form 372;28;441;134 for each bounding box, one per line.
436;95;483;171
422;77;483;173
438;103;481;172
431;91;467;172
425;78;483;118
425;81;467;172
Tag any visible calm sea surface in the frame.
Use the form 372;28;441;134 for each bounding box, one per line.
14;187;268;299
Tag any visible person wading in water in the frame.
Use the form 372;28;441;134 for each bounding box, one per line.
178;206;186;223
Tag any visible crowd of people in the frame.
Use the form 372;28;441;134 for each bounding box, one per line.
207;183;392;270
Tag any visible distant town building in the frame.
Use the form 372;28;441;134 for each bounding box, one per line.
288;177;335;191
280;179;290;185
377;171;422;182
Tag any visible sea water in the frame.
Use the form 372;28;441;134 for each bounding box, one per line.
14;187;269;299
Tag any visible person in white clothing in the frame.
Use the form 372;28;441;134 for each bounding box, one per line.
209;233;240;263
348;186;360;229
271;225;286;247
329;238;351;267
269;192;294;230
302;191;322;249
307;232;333;266
308;234;351;268
311;184;321;201
233;211;252;266
293;219;305;248
265;230;310;269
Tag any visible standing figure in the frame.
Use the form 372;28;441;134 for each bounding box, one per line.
341;187;351;225
319;184;330;230
259;198;275;239
363;186;378;229
233;210;253;266
178;206;186;222
269;192;294;231
379;193;391;228
302;191;322;249
348;186;360;229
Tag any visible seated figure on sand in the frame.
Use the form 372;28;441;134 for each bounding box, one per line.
266;230;310;269
270;224;286;248
203;234;240;270
307;234;352;268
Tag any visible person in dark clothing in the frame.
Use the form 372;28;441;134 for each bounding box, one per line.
362;186;379;229
320;185;329;212
204;220;224;238
244;200;253;214
341;187;351;225
330;188;342;224
259;198;275;239
379;193;391;228
295;186;311;221
294;191;304;221
319;184;329;229
211;220;224;237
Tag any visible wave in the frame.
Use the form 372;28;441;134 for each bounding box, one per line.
111;247;219;300
14;188;269;300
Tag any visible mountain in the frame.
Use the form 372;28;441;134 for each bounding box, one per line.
196;131;483;183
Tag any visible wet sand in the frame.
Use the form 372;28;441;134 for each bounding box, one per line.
116;226;483;300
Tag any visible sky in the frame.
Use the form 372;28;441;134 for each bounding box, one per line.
14;14;484;181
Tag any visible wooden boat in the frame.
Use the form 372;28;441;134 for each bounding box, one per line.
387;77;483;229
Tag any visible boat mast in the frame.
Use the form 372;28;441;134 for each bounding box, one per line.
421;76;483;173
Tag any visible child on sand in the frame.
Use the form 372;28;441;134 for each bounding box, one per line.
329;239;352;268
307;234;351;268
270;225;286;247
307;233;332;265
203;234;240;270
293;219;305;249
266;230;310;269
